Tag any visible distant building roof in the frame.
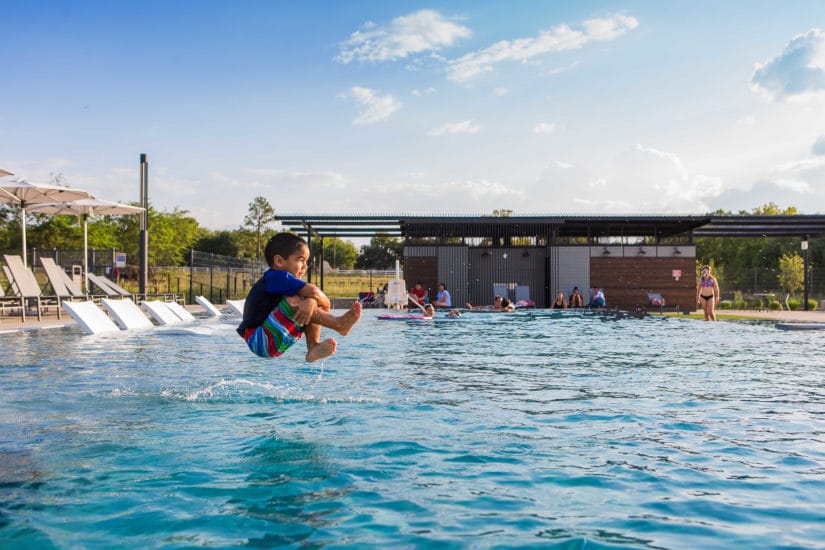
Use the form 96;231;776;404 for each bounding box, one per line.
275;213;825;240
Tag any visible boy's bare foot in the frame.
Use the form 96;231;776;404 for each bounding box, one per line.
337;301;362;336
306;338;337;362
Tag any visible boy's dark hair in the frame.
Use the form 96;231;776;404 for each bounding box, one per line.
501;297;511;307
264;232;307;267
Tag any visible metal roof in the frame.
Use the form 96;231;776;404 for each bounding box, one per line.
694;215;825;237
276;214;711;240
275;213;825;240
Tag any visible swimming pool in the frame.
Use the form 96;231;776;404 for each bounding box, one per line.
1;310;823;548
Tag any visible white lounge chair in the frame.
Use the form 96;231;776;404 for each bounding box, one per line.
225;299;245;315
3;254;54;321
87;272;133;299
165;301;196;322
140;300;183;325
41;257;86;301
101;298;154;330
62;301;121;335
195;295;223;317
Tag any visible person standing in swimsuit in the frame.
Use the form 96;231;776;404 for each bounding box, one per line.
697;265;721;321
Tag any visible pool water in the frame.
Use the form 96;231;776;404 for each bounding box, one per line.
1;310;824;548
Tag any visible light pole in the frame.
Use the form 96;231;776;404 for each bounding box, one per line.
802;235;809;311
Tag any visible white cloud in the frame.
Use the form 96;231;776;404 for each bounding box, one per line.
529;143;721;214
540;61;580;77
533;122;557;134
346;86;402;125
411;87;436;96
751;28;825;101
493;87;509;96
427;119;482;136
336;10;471;64
443;179;522;201
447;14;638;82
774;178;811;193
774;155;825;173
244;168;351;189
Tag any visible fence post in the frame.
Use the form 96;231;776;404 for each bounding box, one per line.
189;249;194;306
209;253;215;303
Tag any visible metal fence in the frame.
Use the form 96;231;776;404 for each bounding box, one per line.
712;266;824;308
186;250;266;305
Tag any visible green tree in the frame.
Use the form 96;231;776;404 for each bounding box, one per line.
778;253;804;295
231;227;264;261
116;206;204;266
309;237;358;270
695;203;802;292
749;202;798;215
194;230;240;257
243;196;277;263
25;214;82;250
356;234;403;269
87;216;124;251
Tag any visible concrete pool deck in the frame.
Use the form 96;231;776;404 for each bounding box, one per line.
2;304;825;335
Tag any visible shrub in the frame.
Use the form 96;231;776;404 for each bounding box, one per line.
719;300;733;310
787;298;801;311
745;298;763;309
769;300;782;310
809;299;819;310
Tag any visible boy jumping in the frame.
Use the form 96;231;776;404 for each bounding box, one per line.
236;232;361;361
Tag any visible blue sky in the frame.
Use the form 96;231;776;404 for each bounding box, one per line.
3;1;825;230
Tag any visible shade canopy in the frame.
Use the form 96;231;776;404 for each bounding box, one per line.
27;198;144;217
28;198;144;293
0;168;12;178
0;177;93;267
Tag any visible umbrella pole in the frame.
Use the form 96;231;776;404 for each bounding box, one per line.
83;216;89;294
21;206;27;268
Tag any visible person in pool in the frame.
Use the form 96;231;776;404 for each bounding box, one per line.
423;304;462;318
236;232;362;361
465;295;505;311
697;265;721;321
551;291;568;309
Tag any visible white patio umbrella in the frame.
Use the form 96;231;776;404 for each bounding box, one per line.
0;168;13;178
27;198;144;293
0;177;93;268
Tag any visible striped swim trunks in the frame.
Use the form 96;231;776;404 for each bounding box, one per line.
243;299;304;358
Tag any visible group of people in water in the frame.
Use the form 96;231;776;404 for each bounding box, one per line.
549;286;605;309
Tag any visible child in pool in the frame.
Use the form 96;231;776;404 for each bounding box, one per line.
236;232;361;361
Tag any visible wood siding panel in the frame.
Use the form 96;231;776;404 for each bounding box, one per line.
403;256;438;302
590;257;696;310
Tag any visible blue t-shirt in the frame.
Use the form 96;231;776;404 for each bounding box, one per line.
236;269;307;336
437;289;451;307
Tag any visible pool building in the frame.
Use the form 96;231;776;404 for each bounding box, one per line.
276;214;825;310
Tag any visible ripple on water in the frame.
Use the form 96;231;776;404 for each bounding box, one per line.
1;310;825;547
